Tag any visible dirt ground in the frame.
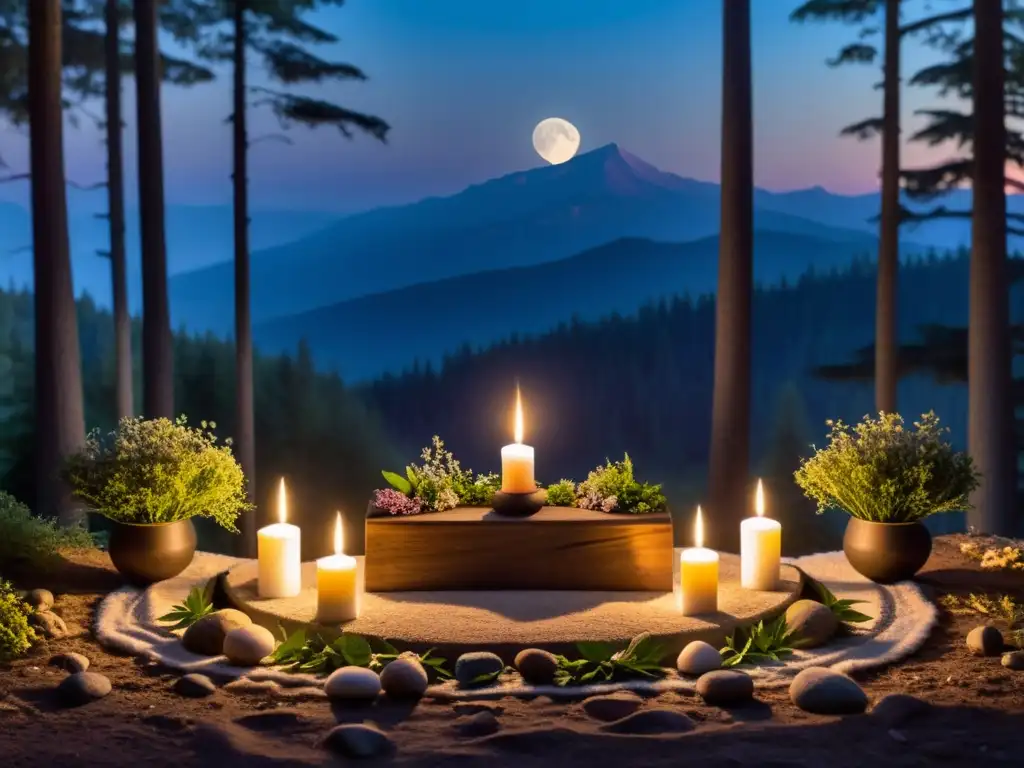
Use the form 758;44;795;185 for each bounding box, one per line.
1;536;1023;767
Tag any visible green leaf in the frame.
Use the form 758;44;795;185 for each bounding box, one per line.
576;641;615;662
336;634;373;667
157;585;214;630
835;607;873;623
405;466;419;491
468;670;502;686
382;470;412;495
269;629;308;664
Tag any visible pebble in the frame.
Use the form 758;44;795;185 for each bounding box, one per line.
380;654;429;699
676;640;723;676
324;666;381;701
29;610;68;639
222;624;276;666
1002;651;1024;671
870;693;931;728
48;652;90;673
174;673;217;698
322;723;394;759
600;708;695;735
514;648;559;685
455;710;500;737
581;692;643;722
966;626;1004;657
785;600;840;648
789;667;868;715
24;589;54;611
696;669;754;707
57;672;112;707
182;609;252;656
454;651;504;687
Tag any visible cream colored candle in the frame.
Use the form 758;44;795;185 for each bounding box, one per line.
316;512;359;624
741;479;782;591
257;478;302;598
680;506;719;615
500;385;536;493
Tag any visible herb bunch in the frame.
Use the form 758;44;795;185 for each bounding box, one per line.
268;629;453;679
804;576;873;625
553;632;666;685
576;454;667;514
157;583;215;630
378;436;500;515
720;616;796;667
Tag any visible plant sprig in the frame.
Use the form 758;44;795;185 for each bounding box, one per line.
805;575;873;624
720;616;795;667
367;638;453;680
157;583;214;631
553;632;666;686
268;629;453;679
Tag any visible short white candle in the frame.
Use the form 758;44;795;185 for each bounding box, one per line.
680;506;719;615
500;385;536;493
741;479;782;590
316;512;359;624
257;478;302;598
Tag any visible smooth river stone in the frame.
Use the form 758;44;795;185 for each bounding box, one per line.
515;648;560;684
785;600;839;648
223;624;276;666
966;625;1004;657
790;667;868;715
380;655;429;699
182;609;252;656
676;640;722;676
696;669;754;706
324;666;381;701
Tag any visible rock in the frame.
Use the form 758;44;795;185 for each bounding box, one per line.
514;648;559;685
48;652;89;673
57;672;111;707
1001;651;1024;671
455;710;500;737
696;669;754;707
871;694;932;728
322;723;394;759
600;709;695;735
966;626;1004;657
582;692;643;722
676;640;723;676
380;654;429;699
174;673;217;698
222;624;275;667
29;610;68;639
182;609;252;656
324;666;381;701
24;589;54;611
785;600;840;648
790;667;868;715
454;651;504;687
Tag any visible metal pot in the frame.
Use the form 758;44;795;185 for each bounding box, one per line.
107;518;197;586
843;516;932;584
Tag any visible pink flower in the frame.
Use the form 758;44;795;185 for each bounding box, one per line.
374;488;423;516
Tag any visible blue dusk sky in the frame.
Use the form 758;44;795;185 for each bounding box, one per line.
0;0;973;212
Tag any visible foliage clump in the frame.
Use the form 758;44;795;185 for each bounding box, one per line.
63;416;252;531
0;491;94;573
960;539;1024;572
794;411;979;523
576;454;667;514
0;579;36;663
157;584;214;631
720;616;795;667
269;628;451;679
379;436;499;514
553;632;665;685
544;479;577;507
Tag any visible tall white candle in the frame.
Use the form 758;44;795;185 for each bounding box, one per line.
316;512;359;624
741;479;782;591
500;385;536;493
680;506;719;615
257;478;302;598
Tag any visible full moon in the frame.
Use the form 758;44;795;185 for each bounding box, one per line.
532;117;581;165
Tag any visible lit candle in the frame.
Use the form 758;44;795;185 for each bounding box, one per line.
741;479;782;591
316;512;359;624
257;478;302;598
680;506;719;615
500;385;536;493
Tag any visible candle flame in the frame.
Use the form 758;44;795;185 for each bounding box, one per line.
513;384;524;444
695;506;704;548
277;477;287;524
333;512;343;556
755;478;764;518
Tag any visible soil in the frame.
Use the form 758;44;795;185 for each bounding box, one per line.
2;536;1023;767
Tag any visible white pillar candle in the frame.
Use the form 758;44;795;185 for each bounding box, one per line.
316;512;359;624
257;478;302;598
500;385;536;493
680;506;719;615
741;479;782;590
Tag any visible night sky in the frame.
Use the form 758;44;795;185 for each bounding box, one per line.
0;0;960;212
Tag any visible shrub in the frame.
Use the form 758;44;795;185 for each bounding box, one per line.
794;411;980;523
0;492;94;572
63;416;252;531
544;479;576;507
0;579;36;662
576;454;667;514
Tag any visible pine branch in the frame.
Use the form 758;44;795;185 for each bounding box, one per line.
839;116;883;140
900;160;972;198
254;39;366;84
828;41;878;66
251;87;389;142
790;0;880;24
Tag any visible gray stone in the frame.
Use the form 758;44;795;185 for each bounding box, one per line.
380;654;429;699
676;640;722;676
696;669;754;707
786;600;840;648
600;708;695;735
57;672;111;707
454;651;504;687
182;609;252;656
174;673;217;698
1001;651;1024;671
581;692;643;722
966;626;1004;657
322;723;394;759
515;648;559;685
29;610;68;639
455;710;500;737
25;589;54;611
790;667;868;715
48;652;89;673
870;694;931;728
222;624;275;667
324;666;381;701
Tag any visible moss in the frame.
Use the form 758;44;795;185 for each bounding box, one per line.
544;480;576;507
0;580;36;662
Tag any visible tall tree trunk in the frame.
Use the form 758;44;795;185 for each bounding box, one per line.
706;0;753;552
133;0;173;418
106;0;132;422
233;0;256;556
968;0;1015;535
876;0;900;414
28;0;86;525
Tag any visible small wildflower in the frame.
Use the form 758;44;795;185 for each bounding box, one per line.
373;488;423;516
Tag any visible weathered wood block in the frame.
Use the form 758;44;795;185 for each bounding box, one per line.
364;506;673;591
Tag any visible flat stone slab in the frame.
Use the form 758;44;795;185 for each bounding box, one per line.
222;555;802;663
